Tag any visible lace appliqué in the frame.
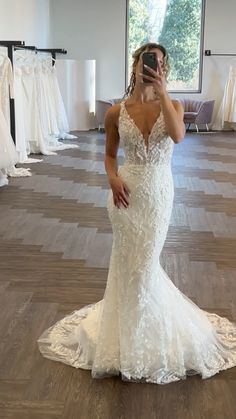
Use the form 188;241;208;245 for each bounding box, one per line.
118;100;174;166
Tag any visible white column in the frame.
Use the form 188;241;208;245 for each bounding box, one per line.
56;59;96;131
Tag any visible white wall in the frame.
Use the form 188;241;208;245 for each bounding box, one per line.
50;0;126;100
0;0;51;47
50;0;236;123
1;0;235;121
198;0;236;119
173;0;236;122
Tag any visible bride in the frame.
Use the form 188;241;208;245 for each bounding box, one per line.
38;43;236;384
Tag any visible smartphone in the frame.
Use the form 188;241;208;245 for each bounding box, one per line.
142;52;158;83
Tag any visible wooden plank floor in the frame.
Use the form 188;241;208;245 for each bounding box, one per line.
0;130;236;419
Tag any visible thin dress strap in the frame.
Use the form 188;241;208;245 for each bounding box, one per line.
119;100;126;120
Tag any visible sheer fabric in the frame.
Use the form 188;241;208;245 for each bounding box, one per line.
213;65;236;131
0;108;18;170
0;55;31;179
38;101;236;384
0;56;14;125
0;56;18;173
13;54;78;159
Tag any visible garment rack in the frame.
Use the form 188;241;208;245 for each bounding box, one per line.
0;41;24;142
36;49;67;66
0;40;67;143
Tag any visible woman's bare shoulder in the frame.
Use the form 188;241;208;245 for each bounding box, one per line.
105;103;122;126
171;99;184;111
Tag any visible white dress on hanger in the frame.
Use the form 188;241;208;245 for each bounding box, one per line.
14;65;29;161
213;65;236;130
14;58;55;157
14;58;78;156
39;62;77;150
21;64;50;155
0;56;17;181
0;55;30;179
41;63;60;138
13;51;78;158
0;56;14;124
34;62;56;150
38;101;236;384
0;108;18;170
50;66;69;133
50;65;77;140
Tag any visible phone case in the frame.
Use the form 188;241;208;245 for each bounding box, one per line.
142;52;157;83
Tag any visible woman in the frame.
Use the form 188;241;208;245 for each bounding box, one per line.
38;43;236;384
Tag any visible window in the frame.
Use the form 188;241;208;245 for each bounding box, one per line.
126;0;205;92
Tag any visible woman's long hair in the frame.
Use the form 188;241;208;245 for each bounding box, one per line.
124;43;170;98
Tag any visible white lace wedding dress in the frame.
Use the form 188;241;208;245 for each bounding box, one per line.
38;101;236;384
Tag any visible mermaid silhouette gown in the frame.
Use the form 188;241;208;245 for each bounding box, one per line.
37;101;236;384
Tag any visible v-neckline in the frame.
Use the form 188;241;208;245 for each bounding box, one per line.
122;100;162;152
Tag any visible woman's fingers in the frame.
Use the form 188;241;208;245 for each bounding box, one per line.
114;192;129;208
123;183;131;196
114;195;126;208
143;64;157;76
113;196;118;206
139;72;161;84
113;182;131;209
140;70;155;81
156;60;163;76
114;197;120;208
119;196;128;208
141;63;163;81
119;191;129;206
144;63;163;77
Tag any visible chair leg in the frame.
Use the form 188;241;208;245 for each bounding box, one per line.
195;124;199;133
206;124;209;131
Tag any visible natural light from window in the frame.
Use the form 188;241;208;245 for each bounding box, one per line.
127;0;204;92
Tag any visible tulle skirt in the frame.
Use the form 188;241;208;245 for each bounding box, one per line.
0;110;18;170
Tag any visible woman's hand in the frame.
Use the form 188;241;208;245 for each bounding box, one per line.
139;60;167;97
139;60;185;143
109;175;130;209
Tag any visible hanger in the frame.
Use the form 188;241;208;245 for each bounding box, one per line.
44;55;56;64
14;49;36;65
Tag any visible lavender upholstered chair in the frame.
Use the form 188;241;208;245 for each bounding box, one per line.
179;99;215;132
96;98;215;133
95;100;113;131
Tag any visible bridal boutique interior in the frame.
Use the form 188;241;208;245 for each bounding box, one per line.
0;0;236;418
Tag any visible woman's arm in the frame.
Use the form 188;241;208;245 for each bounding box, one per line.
140;64;185;143
159;96;185;143
104;105;130;208
104;105;120;180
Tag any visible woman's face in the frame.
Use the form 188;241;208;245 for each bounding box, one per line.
134;48;165;84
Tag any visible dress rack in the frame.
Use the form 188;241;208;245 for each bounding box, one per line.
36;49;67;66
0;40;67;143
0;41;24;142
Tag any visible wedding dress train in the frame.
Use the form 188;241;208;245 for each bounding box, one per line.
38;101;236;384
